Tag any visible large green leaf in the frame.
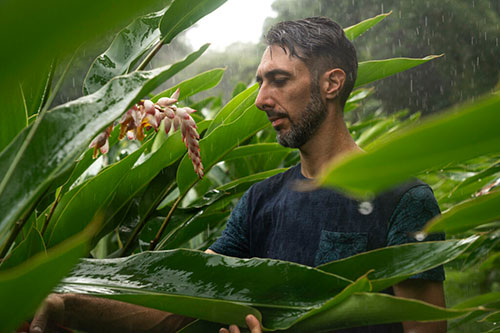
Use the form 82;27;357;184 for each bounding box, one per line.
425;189;500;234
58;250;476;331
44;142;147;248
57;250;350;329
317;94;500;197
344;12;391;40
176;91;268;195
288;292;472;332
318;237;477;291
0;0;169;94
355;55;442;88
83;8;169;94
0;225;92;333
152;68;225;102
0;45;209;242
159;0;227;43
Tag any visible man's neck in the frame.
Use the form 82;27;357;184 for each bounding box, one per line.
298;108;361;179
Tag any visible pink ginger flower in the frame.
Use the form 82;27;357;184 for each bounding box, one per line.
89;88;204;178
89;124;113;159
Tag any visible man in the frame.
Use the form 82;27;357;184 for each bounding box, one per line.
27;17;446;333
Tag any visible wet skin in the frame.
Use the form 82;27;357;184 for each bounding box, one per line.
255;45;313;139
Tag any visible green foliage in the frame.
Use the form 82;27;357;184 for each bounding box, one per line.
0;3;498;332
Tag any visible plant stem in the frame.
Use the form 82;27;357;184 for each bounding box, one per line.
0;212;31;259
149;195;182;251
41;189;63;236
136;40;164;71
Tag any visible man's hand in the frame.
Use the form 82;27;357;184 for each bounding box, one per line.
27;294;65;333
219;315;262;333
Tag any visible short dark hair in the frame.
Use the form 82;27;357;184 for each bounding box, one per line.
265;17;358;106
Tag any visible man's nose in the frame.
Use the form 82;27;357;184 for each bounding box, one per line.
255;85;275;112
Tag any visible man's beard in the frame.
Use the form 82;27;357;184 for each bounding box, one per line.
276;84;327;148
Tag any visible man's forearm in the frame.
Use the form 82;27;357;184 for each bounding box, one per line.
31;294;194;333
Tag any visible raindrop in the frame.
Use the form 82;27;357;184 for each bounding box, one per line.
425;16;428;27
415;232;427;242
358;201;373;215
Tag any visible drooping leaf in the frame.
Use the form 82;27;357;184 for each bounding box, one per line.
425;189;500;234
0;45;209;242
0;225;92;333
287;292;472;332
261;275;372;330
83;8;169;94
317;94;500;197
57;249;350;329
159;0;227;44
355;55;442;88
58;249;476;331
318;237;478;291
344;12;391;40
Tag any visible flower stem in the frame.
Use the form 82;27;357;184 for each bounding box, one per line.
121;182;175;255
136;40;164;71
149;195;182;251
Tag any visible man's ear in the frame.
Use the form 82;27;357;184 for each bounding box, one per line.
322;68;346;100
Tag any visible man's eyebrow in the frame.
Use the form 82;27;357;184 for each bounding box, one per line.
256;69;292;83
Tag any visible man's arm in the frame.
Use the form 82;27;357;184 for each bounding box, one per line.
27;248;219;333
393;279;447;333
27;293;194;333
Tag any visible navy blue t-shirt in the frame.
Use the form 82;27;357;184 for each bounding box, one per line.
209;164;444;331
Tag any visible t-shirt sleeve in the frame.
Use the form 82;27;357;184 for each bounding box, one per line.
208;190;251;258
387;185;445;281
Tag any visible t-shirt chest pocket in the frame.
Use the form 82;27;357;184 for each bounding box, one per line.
314;230;368;266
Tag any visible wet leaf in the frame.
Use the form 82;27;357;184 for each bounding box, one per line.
83;8;169;94
317;94;500;197
0;45;208;243
425;189;500;234
57;249;350;329
318;237;478;291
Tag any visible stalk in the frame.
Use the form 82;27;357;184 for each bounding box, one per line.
121;182;175;255
149;195;183;251
136;40;164;71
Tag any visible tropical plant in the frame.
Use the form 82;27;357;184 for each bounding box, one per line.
0;1;498;332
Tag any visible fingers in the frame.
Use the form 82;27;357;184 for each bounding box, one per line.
29;294;64;333
245;315;262;333
219;325;240;333
220;314;261;333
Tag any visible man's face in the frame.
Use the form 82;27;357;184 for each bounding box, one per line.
255;45;327;148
